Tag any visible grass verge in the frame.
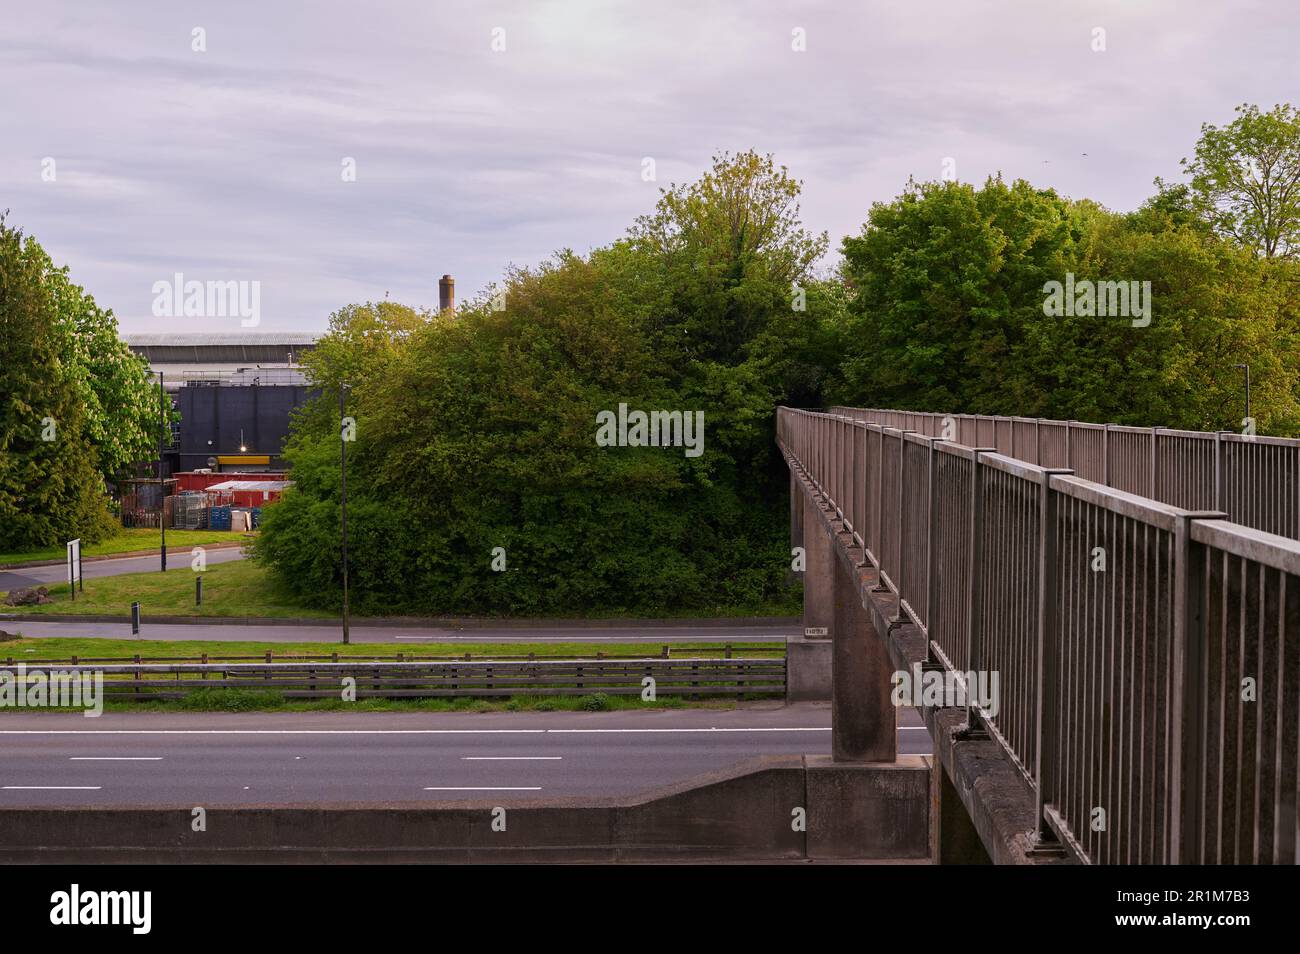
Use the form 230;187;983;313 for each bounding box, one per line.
2;558;329;619
1;558;798;621
0;529;249;567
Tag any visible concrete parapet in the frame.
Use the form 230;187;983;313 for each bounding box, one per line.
0;754;930;863
785;635;832;701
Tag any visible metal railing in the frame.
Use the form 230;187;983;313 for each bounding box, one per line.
10;658;785;701
179;368;308;387
829;407;1300;541
779;406;1300;864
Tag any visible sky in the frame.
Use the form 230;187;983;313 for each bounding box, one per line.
3;0;1297;334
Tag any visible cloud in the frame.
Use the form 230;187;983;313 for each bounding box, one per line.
1;0;1292;333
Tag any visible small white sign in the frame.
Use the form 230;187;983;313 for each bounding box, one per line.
804;626;828;637
66;538;81;584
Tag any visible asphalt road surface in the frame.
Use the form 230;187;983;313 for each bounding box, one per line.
0;705;931;806
2;620;791;644
0;547;246;593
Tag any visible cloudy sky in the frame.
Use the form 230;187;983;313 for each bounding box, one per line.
3;0;1297;334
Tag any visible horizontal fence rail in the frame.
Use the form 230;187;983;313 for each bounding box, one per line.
828;407;1300;542
0;645;781;667
4;658;785;701
778;406;1300;864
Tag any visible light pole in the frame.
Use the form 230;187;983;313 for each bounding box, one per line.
158;371;167;572
1232;363;1251;426
339;383;350;645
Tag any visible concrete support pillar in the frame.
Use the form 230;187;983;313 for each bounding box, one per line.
831;556;897;762
930;760;991;864
801;494;834;639
790;471;804;553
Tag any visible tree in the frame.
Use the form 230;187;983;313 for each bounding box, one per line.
23;241;167;485
0;215;116;549
255;153;838;614
1182;103;1300;259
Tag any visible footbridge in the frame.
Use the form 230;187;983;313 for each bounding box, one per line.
779;406;1300;864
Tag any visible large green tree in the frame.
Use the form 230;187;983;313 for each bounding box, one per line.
1182;103;1300;259
27;242;168;484
254;154;842;614
0;216;117;548
831;175;1300;434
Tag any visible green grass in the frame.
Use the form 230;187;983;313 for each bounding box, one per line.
0;636;779;663
0;529;250;567
1;557;797;621
1;558;327;619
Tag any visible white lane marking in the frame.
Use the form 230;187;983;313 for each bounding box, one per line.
3;786;102;790
424;786;541;791
392;636;436;640
461;756;562;761
69;757;163;761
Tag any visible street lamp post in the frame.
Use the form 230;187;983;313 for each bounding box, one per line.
1232;363;1252;426
159;371;167;572
339;384;350;645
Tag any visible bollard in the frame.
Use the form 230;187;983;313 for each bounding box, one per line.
195;575;203;606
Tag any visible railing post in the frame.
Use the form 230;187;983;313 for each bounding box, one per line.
924;436;944;659
959;447;997;736
1065;421;1074;471
874;426;886;573
891;430;916;625
1151;426;1161;498
1169;514;1208;864
1032;467;1073;848
1035;418;1042;466
1213;431;1224;512
1103;423;1113;486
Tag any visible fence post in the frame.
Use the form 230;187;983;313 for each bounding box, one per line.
890;430;916;624
1150;426;1161;498
1168;509;1226;864
1032;467;1073;848
924;437;943;660
1103;423;1113;486
1065;422;1074;470
959;448;997;736
1214;431;1224;512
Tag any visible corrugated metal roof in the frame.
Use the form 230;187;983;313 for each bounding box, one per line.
207;480;293;492
123;333;320;346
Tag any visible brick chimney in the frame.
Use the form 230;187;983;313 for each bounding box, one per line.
438;274;455;314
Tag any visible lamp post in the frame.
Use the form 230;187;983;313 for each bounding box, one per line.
339;383;350;645
158;371;167;572
1232;363;1251;426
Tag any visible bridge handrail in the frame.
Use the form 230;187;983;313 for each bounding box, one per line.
827;405;1300;540
777;405;1299;864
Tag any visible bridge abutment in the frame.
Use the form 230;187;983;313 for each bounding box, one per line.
831;554;897;762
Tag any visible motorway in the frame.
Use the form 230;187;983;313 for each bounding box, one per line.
2;619;790;643
0;705;931;805
0;547;246;593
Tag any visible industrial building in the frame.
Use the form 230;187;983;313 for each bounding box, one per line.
123;332;320;475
